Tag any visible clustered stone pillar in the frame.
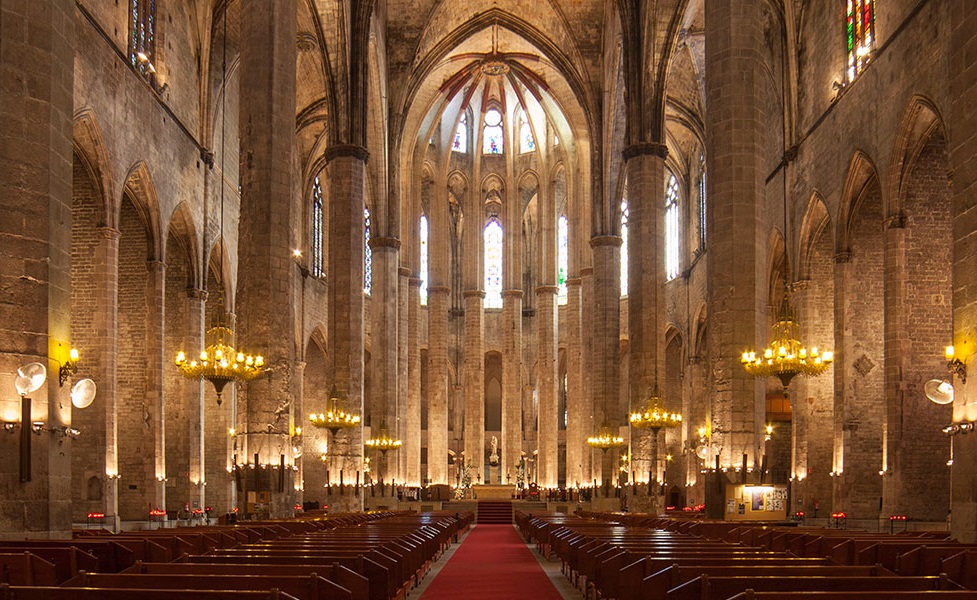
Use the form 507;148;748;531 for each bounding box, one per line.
397;267;411;484
502;289;524;483
565;277;588;488
463;290;485;481
704;0;766;468
237;0;299;516
0;0;75;535
948;0;977;543
590;236;623;486
370;236;400;486
97;227;122;528
326;145;368;499
624;143;668;483
406;276;423;486
427;285;450;484
579;266;596;487
186;288;208;513
146;260;167;511
537;285;559;488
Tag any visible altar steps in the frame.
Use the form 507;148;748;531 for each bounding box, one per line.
476;501;513;524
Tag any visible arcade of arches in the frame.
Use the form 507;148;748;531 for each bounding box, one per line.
3;0;977;541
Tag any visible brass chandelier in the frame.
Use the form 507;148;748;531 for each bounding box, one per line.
365;419;402;455
587;424;626;451
308;385;361;436
629;383;683;432
174;5;264;406
741;286;833;390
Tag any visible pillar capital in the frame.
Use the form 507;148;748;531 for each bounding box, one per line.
535;285;560;296
408;277;423;288
324;144;369;163
502;289;524;299
187;287;208;301
98;226;122;240
579;267;594;277
399;266;412;278
565;277;582;287
623;142;668;160
463;290;486;299
427;285;451;295
590;235;623;249
368;236;400;250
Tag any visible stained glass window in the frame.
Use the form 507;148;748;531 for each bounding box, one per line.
364;207;372;295
846;0;875;81
483;108;504;155
557;215;568;305
519;112;536;153
129;0;156;74
419;215;429;305
620;196;629;297
311;176;324;278
665;173;680;281
484;218;504;308
698;154;706;252
452;113;467;153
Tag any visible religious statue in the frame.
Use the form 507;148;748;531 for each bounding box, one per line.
489;436;499;466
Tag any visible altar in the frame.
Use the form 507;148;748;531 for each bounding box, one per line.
473;484;516;499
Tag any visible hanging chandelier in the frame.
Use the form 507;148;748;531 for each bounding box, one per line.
741;287;833;390
587;424;626;451
365;419;402;455
308;385;361;436
173;4;264;406
629;383;683;431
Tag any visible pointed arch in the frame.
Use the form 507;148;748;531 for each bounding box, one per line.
207;237;234;312
121;161;163;262
767;228;787;308
165;201;202;290
306;323;329;363
887;95;947;217
72;109;116;229
797;192;832;282
836;151;882;255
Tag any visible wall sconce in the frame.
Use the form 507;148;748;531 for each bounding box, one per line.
946;345;966;383
764;424;774;442
59;347;79;387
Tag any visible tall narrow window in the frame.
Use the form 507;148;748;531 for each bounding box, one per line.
419;214;429;305
557;215;568;305
665;173;680;281
311;176;324;278
698;154;707;252
129;0;157;73
452;113;467;153
484;218;504;308
483;108;504;155
846;0;875;81
620;197;629;297
364;207;372;295
519;112;536;153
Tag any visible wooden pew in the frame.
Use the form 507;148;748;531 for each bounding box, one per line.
62;572;350;600
122;561;369;600
0;540;134;573
0;553;58;586
0;548;97;583
726;592;977;600
941;550;977;589
0;585;299;599
664;574;960;600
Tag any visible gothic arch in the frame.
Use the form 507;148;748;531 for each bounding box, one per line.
165;201;202;290
72;109;115;229
887;95;947;218
797;192;832;282
207;237;234;312
767;228;787;307
836;151;882;255
121;161;163;262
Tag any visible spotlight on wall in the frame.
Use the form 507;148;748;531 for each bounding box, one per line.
70;378;97;409
59;348;79;387
946;345;967;383
924;379;954;405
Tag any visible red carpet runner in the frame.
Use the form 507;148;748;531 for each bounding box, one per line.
420;524;564;599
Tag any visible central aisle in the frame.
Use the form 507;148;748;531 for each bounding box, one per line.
419;524;565;599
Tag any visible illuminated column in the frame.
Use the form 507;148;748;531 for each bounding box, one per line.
502;290;523;482
427;285;450;484
590;236;623;485
397;267;410;484
406;276;422;486
565;277;587;488
146;260;167;512
187;287;207;513
463;290;485;480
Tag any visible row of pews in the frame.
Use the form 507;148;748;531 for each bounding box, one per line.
515;510;977;600
0;510;474;600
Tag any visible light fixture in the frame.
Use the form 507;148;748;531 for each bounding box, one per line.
365;419;402;456
587;424;626;452
309;385;361;436
629;383;683;431
15;362;46;483
174;7;264;406
59;347;79;386
946;345;967;383
924;379;954;405
70;378;97;409
741;286;833;392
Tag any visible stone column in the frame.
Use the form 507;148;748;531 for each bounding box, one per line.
537;285;559;488
293;360;305;503
187;288;207;513
624;144;667;480
590;237;623;485
237;0;298;516
427;286;451;484
326;145;368;499
369;236;400;485
407;276;423;486
704;0;766;466
502;290;524;483
146;260;167;512
96;227;121;529
565;277;588;488
463;291;485;479
948;0;977;543
579;267;595;486
397;267;411;484
832;252;853;514
0;0;74;536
